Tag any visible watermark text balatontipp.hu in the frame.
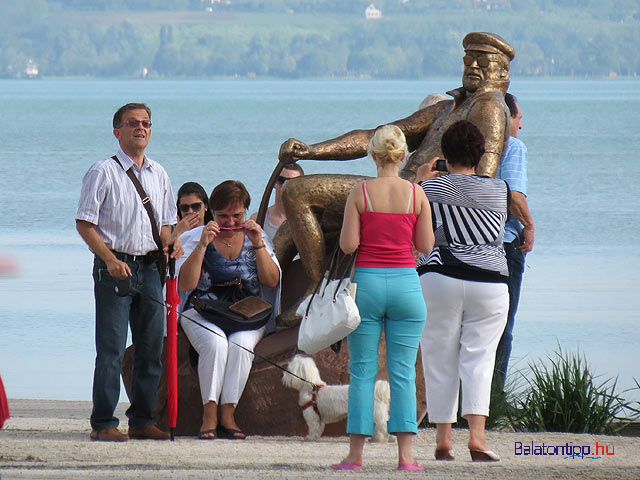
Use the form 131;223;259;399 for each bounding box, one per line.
514;441;615;460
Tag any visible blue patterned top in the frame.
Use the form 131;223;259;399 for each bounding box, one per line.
176;225;282;332
199;235;260;298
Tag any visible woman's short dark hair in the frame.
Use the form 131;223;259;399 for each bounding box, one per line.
176;182;213;223
210;180;251;212
441;120;485;169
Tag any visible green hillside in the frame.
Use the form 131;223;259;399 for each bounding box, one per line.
2;0;638;78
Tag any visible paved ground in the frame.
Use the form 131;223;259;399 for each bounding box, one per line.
0;399;638;479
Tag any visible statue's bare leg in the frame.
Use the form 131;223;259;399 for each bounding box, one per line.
277;175;367;327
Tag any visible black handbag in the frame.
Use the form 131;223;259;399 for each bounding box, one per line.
188;278;272;336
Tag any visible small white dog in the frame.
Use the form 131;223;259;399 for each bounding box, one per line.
282;354;391;442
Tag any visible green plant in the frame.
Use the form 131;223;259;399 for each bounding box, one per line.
507;346;639;434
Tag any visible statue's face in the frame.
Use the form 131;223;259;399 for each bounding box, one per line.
462;50;507;93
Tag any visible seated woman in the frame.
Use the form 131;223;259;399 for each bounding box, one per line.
172;181;214;244
172;182;213;306
417;120;509;462
176;180;281;440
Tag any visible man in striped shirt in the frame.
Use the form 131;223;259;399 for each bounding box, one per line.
494;93;535;391
76;103;178;442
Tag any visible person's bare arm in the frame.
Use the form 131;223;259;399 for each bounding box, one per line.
510;191;535;252
243;220;279;288
160;225;183;259
170;213;200;244
413;187;435;254
76;220;131;278
178;221;219;291
339;186;362;254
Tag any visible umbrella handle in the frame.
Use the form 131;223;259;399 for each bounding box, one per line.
168;244;175;278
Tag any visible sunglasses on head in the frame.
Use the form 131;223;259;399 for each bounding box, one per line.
120;119;152;129
277;175;292;184
178;202;203;213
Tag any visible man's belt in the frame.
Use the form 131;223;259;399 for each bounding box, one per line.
111;250;163;264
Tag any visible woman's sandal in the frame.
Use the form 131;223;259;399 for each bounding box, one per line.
217;424;247;440
398;460;424;471
469;450;500;462
330;460;362;470
197;429;217;440
435;449;455;461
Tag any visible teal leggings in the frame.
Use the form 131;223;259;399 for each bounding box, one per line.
347;267;426;435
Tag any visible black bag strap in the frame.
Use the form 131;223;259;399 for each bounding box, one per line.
304;243;356;318
112;155;164;253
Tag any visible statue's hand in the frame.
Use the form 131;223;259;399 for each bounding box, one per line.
279;138;309;164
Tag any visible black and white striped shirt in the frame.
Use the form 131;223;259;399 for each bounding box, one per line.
417;174;509;283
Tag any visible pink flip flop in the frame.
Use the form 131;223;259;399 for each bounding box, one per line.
398;461;424;471
331;460;362;470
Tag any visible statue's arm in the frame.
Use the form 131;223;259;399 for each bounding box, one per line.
468;98;509;177
278;104;444;164
392;102;448;152
278;129;372;164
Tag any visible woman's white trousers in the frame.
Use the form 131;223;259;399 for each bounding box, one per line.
420;272;508;423
181;309;265;406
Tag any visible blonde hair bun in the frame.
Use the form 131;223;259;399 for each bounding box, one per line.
369;124;407;167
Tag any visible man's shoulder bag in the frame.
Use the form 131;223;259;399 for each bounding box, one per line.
112;155;167;285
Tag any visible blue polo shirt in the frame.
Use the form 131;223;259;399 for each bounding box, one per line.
497;136;528;243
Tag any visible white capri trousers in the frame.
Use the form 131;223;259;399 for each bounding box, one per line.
420;272;508;423
181;309;266;406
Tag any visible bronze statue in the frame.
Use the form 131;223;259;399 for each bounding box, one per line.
275;32;515;325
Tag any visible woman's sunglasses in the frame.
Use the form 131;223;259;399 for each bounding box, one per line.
178;202;203;213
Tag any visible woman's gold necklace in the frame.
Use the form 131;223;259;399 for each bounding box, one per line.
218;232;237;248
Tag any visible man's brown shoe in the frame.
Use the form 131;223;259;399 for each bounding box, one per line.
128;424;171;440
90;427;129;442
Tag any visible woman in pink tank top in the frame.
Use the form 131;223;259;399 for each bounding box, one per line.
331;125;434;471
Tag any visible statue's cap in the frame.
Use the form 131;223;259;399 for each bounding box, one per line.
463;32;515;60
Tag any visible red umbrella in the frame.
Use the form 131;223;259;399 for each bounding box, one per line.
165;254;180;441
0;374;9;430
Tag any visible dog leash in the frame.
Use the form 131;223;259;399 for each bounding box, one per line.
114;278;320;389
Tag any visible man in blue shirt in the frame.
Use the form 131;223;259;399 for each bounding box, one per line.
494;93;535;391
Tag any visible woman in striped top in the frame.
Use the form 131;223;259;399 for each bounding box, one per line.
417;120;509;462
334;125;434;471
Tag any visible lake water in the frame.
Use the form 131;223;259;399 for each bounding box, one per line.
0;79;638;405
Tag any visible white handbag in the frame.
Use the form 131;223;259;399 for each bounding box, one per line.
297;247;360;354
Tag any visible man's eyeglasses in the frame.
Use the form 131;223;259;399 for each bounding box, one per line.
179;202;203;213
463;54;500;68
277;176;292;184
120;119;152;129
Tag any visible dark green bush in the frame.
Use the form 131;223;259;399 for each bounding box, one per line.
506;347;639;434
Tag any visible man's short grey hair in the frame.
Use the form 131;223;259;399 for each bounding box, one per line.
419;94;449;110
505;93;519;118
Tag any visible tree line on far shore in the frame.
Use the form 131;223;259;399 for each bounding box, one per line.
2;0;639;79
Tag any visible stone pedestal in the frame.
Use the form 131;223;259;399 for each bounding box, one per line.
122;325;426;437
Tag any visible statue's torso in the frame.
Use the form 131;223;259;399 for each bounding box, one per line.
402;87;509;180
